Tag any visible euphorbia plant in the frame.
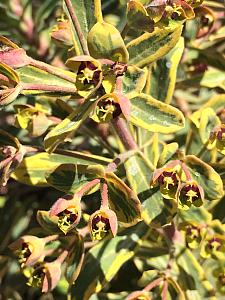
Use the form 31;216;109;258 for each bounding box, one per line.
0;0;225;299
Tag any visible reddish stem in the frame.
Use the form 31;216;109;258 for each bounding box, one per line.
21;83;77;94
143;277;163;292
100;182;108;207
56;249;69;264
43;234;59;244
112;117;138;150
30;59;76;83
76;179;101;197
64;0;90;55
181;162;192;181
161;280;168;300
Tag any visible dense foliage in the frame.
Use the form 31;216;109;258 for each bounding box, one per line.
0;0;225;299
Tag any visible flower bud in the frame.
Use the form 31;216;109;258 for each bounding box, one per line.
27;260;61;293
178;181;204;210
49;194;81;234
9;235;45;267
51;19;73;47
89;207;118;241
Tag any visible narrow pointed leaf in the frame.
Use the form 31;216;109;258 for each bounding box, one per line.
66;233;84;285
44;100;95;152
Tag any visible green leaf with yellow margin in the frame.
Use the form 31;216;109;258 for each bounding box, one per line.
157;142;179;167
185;155;224;201
71;222;149;300
37;210;60;233
87;22;129;62
122;65;147;97
129;93;185;133
126;24;183;67
46;164;104;194
44;100;95;152
17;65;76;95
11;151;110;186
198;108;220;144
66;232;84;285
147;37;184;104
125;152;177;227
105;172;142;226
176;245;215;298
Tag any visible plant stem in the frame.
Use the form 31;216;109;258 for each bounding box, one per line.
100;182;108;207
43;234;59;243
21;83;77;94
76;179;101;197
112;117;138;151
30;59;76;83
121;23;129;39
94;0;103;22
161;280;168;300
105;149;138;172
181;162;192;181
143;277;163;292
64;0;90;55
57;249;69;263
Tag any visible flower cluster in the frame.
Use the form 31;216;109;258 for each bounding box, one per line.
179;219;225;261
151;160;204;210
9;235;63;292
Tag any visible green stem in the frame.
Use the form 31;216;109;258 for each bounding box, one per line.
64;0;90;55
94;0;103;22
196;142;208;158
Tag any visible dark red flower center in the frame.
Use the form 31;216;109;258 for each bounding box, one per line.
92;215;110;231
217;127;225;141
77;61;101;85
180;184;200;202
158;171;178;190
